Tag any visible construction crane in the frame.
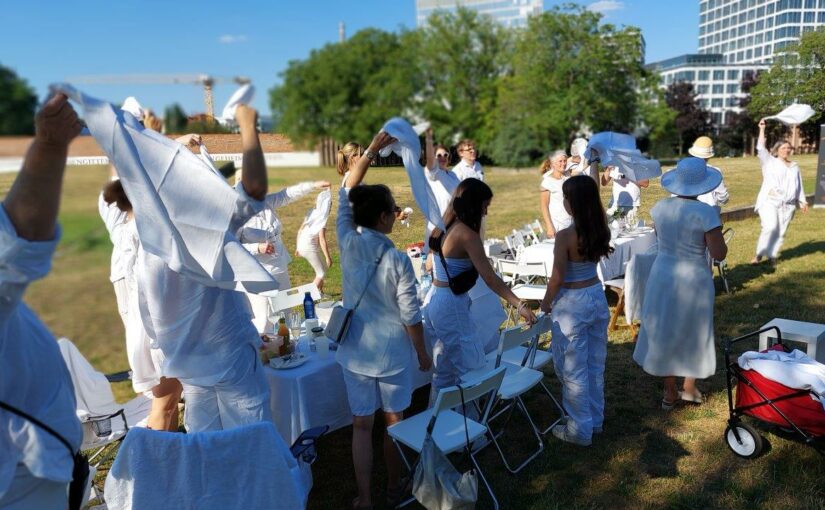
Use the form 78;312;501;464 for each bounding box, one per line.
65;74;251;118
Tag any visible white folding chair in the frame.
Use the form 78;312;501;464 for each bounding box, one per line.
522;224;540;244
388;367;507;510
530;219;547;241
460;324;553;474
511;229;531;248
263;283;322;317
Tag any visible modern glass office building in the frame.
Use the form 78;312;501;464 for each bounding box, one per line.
649;0;825;126
415;0;543;28
699;0;825;64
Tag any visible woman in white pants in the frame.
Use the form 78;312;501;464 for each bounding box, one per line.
751;119;809;265
238;179;330;333
295;189;332;293
540;176;612;446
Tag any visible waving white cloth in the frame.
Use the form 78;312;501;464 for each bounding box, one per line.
378;117;445;230
586;131;662;182
121;96;145;121
198;143;223;177
54;84;278;293
302;189;332;236
220;83;255;122
765;104;816;125
738;349;825;410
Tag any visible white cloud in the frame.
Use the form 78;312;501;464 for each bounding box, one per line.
218;34;248;44
587;0;624;13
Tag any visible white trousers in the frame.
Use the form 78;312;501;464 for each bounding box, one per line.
426;287;486;392
0;464;67;510
182;346;272;432
113;278;129;332
550;284;610;442
297;236;328;279
247;272;291;334
756;204;795;259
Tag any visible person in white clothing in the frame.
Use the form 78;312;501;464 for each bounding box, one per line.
751;119;809;265
295;188;333;294
137;105;274;433
238;179;330;332
452;139;484;181
0;93;83;510
337;131;432;510
423;128;460;251
688;136;730;215
601;166;649;212
101;179;183;432
98;170;130;331
566;138;590;177
540;150;572;236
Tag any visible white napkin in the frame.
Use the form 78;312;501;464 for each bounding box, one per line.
586;131;661;182
220;83;255;121
765;103;816;125
378;117;445;230
121;96;145;120
54;83;279;293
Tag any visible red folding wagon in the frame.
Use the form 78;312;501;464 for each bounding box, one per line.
723;326;825;458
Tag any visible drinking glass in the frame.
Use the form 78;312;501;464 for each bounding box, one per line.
288;311;302;339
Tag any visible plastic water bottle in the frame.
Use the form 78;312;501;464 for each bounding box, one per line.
303;292;316;320
419;254;432;299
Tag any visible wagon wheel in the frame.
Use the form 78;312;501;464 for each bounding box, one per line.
725;422;763;459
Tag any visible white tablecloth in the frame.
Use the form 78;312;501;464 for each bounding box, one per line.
265;338;432;443
519;228;656;282
623;251;657;325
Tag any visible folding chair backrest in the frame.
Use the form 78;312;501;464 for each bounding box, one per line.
723;227;735;244
497;258;519;280
531;219;544;234
268;283;321;315
514;261;547;279
495;324;537;360
534;313;553;336
511;230;527;249
432;366;506;419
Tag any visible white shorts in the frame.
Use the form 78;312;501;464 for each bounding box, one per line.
342;369;412;416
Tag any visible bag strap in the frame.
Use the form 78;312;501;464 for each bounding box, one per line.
352;245;390;311
457;385;473;457
0;400;76;455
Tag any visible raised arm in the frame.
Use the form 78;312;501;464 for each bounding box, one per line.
464;230;536;324
425;128;435;171
265;181;329;210
3;94;81;241
756;119;770;167
236;105;267;200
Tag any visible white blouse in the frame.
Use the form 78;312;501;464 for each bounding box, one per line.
755;143;806;212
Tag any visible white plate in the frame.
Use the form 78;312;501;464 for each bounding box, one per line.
269;353;309;370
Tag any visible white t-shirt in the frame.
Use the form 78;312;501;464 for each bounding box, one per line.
452;160;484;181
98;190;129;283
423;167;460;248
540;173;572;231
611;174;642;208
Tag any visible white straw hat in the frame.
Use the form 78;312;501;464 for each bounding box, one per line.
688;136;714;159
661;157;722;197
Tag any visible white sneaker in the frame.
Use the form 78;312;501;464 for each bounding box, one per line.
551;424;591;446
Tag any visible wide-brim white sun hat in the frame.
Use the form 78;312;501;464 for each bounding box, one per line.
661;157;722;197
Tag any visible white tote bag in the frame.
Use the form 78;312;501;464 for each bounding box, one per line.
412;387;479;510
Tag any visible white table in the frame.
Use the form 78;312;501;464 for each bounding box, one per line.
518;228;656;282
758;319;825;363
265;338;432;444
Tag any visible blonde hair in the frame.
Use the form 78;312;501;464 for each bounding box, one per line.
336;142;363;176
540;150;566;174
770;140;791;157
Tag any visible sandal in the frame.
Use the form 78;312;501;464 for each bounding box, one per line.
661;398;675;411
679;390;705;404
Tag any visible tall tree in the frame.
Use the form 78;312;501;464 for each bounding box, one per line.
412;7;509;155
270;28;421;147
638;78;679;158
164;103;188;134
665;81;710;155
489;6;649;166
0;64;37;135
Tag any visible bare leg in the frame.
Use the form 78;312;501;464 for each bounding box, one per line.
148;377;183;431
383;411;404;495
681;377;699;399
313;276;324;294
663;377;679;404
352;414;375;508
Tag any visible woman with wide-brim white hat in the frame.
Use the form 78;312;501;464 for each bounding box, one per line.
751;118;809;265
632;157;728;410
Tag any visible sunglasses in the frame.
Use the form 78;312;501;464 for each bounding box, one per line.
436;153;449;158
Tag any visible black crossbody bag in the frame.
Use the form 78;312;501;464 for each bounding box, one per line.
0;400;90;510
435;228;479;296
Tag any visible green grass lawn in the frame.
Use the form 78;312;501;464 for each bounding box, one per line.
2;155;824;509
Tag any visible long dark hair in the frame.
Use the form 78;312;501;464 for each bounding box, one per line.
348;184;394;229
429;178;492;252
562;175;613;262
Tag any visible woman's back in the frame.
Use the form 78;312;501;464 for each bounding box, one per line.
652;197;719;263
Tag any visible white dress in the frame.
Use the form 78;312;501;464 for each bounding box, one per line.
633;198;721;378
540;173;572;232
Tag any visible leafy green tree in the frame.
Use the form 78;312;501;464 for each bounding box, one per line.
0;64;37;135
412;7;510;156
164;103;188;133
489;6;649;166
638;80;678;158
270;28;421;147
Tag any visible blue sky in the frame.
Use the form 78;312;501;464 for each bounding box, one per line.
0;1;697;116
